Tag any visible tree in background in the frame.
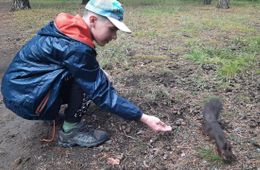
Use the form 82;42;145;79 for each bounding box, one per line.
203;0;212;5
217;0;230;9
10;0;31;11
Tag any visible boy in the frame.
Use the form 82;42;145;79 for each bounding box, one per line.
1;0;172;147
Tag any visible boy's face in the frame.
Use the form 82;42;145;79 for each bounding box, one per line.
90;16;118;46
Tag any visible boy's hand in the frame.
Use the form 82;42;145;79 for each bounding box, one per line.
140;114;172;132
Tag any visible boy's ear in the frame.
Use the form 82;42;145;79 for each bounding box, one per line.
89;15;97;25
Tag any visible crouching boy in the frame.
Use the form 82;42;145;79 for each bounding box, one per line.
1;0;172;147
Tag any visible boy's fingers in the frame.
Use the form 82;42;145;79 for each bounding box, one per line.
157;121;166;127
157;121;172;131
160;125;172;131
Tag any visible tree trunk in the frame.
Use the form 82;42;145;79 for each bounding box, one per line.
203;0;212;5
217;0;230;9
10;0;31;12
81;0;89;5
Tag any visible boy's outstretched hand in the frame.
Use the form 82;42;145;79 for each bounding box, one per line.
140;113;172;132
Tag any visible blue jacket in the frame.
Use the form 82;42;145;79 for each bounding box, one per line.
1;13;142;121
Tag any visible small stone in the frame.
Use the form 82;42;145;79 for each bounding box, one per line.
163;153;168;160
240;115;247;120
106;140;112;145
171;125;178;130
125;127;131;133
102;146;110;152
175;118;184;126
249;120;257;128
202;160;207;164
13;157;22;166
225;88;233;93
0;148;7;156
102;63;113;70
165;146;172;151
125;48;135;56
136;130;145;135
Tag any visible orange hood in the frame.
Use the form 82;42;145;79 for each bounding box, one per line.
55;13;94;48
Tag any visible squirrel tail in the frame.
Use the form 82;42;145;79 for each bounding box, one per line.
203;98;223;120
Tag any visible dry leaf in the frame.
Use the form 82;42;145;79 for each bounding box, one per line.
107;157;120;165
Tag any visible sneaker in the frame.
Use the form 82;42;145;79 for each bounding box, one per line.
57;121;109;147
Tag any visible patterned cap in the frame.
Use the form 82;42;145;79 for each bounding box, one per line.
85;0;131;33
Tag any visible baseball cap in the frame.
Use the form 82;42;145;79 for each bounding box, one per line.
85;0;131;33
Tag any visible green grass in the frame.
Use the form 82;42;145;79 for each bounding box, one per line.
228;134;242;145
138;80;171;103
121;0;202;7
28;0;81;11
121;0;260;6
132;55;171;61
97;36;133;68
197;147;223;164
186;36;259;77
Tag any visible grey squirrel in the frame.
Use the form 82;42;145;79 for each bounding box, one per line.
202;98;236;163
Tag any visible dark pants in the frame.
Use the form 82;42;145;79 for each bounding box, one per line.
47;79;90;123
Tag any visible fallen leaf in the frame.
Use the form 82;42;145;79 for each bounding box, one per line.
107;157;120;165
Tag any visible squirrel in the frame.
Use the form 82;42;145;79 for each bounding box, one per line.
202;98;236;163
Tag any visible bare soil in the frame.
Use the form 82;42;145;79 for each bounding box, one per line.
0;1;259;170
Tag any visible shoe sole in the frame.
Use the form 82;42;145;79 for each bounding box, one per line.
57;137;109;148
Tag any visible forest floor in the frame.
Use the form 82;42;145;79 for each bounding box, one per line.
0;1;259;170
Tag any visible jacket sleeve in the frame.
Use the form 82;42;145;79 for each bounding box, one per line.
62;45;142;120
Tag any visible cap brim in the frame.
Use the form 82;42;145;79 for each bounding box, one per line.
107;17;131;33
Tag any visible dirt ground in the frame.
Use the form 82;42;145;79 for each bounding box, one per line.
0;1;259;170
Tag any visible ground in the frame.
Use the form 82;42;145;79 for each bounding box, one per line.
0;1;259;170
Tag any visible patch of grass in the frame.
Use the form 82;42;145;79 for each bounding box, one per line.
186;46;222;64
121;0;201;7
141;6;185;16
173;126;181;137
133;30;159;38
121;75;172;105
12;0;84;43
132;55;171;61
219;57;252;77
221;112;239;123
30;0;81;10
217;80;231;90
236;93;252;104
202;96;221;103
232;0;260;6
97;38;132;68
186;36;259;77
228;134;242;144
256;69;260;75
197;147;223;164
138;81;171;103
